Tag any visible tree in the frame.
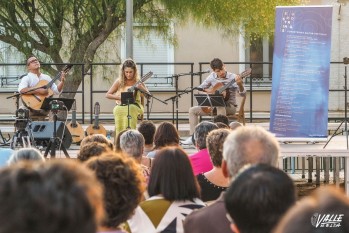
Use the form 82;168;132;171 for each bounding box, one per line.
0;0;300;98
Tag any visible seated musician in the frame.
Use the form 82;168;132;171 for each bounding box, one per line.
188;58;246;135
106;58;149;137
18;55;65;119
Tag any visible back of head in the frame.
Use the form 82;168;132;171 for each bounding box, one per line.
206;128;231;167
275;186;349;233
80;134;114;151
194;121;219;150
0;160;104;233
213;114;229;126
153;122;179;149
78;142;111;162
137;120;156;145
225;164;296;233
120;129;145;159
229;121;243;130
85;153;144;228
223;126;279;177
7;147;44;165
147;147;200;201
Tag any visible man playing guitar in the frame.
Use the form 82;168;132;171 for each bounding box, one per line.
18;55;66;119
188;58;246;135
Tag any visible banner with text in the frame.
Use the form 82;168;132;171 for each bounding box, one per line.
270;6;332;140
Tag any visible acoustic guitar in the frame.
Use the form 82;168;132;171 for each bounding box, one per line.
85;102;107;136
201;68;252;114
66;101;85;144
21;64;73;111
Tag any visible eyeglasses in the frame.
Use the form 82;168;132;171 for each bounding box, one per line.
27;59;39;65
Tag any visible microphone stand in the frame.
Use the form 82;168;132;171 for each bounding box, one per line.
164;86;197;129
134;87;167;119
163;70;209;129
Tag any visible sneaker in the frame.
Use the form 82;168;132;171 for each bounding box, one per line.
181;136;193;145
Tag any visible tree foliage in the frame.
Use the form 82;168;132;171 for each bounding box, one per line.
0;0;301;97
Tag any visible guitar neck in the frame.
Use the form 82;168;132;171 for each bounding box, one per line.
71;110;77;125
93;115;100;129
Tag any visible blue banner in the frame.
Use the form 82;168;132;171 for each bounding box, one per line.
270;6;332;139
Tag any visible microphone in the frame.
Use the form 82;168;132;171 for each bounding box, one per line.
192;87;204;91
191;69;211;76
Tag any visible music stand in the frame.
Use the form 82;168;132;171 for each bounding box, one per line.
41;97;74;158
195;94;226;119
121;92;135;129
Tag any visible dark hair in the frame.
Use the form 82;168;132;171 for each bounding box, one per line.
80;134;114;151
225;164;296;233
153;122;180;149
148;147;200;201
216;122;229;129
194;121;218;150
0;160;104;233
206;129;231;167
77;142;111;162
210;58;224;70
86;153;144;228
275;187;349;233
213;114;229;126
138;120;156;145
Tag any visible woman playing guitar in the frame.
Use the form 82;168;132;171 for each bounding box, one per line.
188;58;247;135
106;58;150;138
18;55;66;119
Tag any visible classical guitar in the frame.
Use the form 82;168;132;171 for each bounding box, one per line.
21;64;73;111
201;68;252;114
85;102;107;136
66;101;85;144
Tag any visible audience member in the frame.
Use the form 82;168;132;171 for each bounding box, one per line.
184;126;280;233
137;120;156;156
147;121;180;158
127;147;205;233
196;128;230;202
77;142;111;162
0;160;104;233
7;147;44;165
229;121;242;130
80;133;114;151
274;186;349;233
225;164;296;233
120;130;151;182
189;121;218;175
215;122;229;129
213;114;229;126
86;153;144;233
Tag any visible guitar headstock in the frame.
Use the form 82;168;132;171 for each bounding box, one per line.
62;64;73;74
140;71;153;83
94;102;100;116
72;100;77;111
240;68;252;79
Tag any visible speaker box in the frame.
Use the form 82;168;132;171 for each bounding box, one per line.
31;121;72;149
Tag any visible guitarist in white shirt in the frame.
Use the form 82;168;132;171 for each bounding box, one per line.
18;55;65;119
188;58;246;138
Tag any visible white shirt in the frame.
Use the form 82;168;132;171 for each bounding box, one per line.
18;72;60;95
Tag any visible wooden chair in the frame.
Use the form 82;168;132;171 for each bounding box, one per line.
227;95;247;125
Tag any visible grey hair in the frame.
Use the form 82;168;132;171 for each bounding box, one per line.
223;126;279;178
7;148;45;165
194;121;218;150
120;129;144;159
